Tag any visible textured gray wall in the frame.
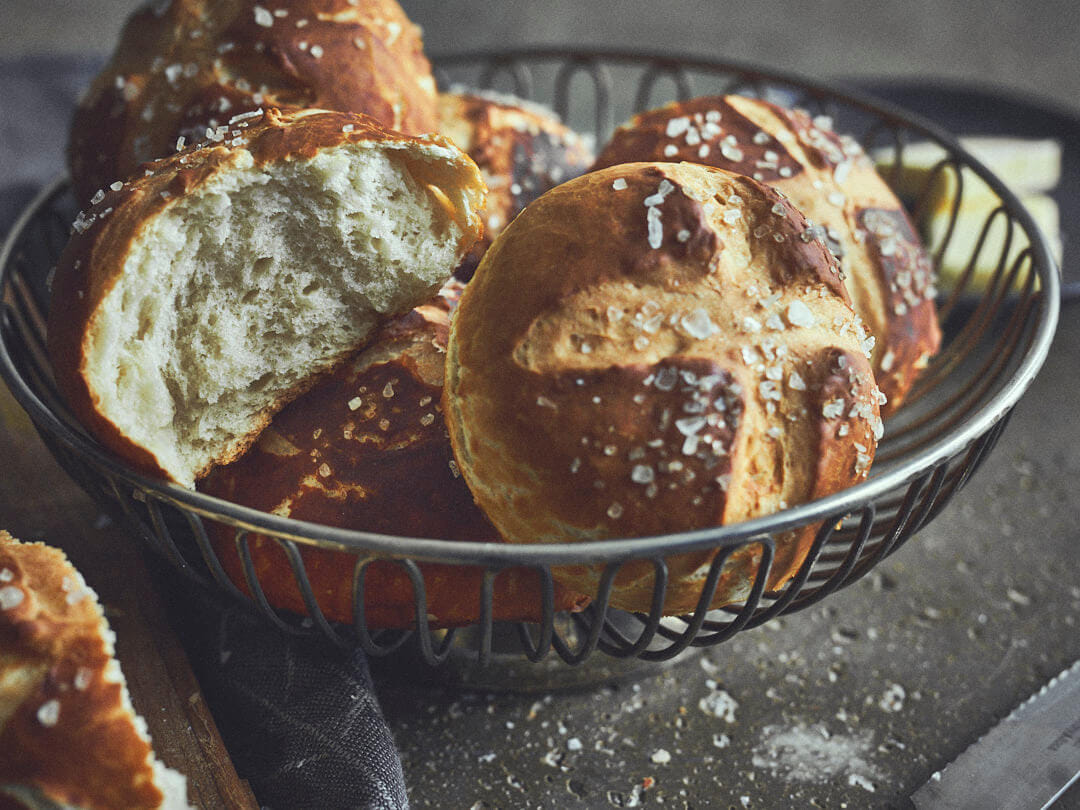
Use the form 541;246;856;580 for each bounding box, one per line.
3;0;1076;105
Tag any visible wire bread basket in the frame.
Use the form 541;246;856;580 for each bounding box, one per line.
0;49;1060;672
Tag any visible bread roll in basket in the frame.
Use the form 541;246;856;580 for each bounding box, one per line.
444;162;884;615
199;291;589;629
48;107;485;489
437;90;595;279
68;0;438;205
592;95;940;413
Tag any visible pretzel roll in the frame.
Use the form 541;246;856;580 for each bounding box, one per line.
0;532;190;810
199;292;589;629
444;163;883;614
592;95;940;413
438;90;594;280
48;107;485;488
68;0;438;205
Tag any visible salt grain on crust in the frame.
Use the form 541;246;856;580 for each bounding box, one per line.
0;585;25;610
37;699;61;727
253;5;274;27
786;300;817;328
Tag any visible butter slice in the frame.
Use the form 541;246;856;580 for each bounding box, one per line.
874;137;1062;291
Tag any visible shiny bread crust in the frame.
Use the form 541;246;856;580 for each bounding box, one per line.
68;0;438;205
444;162;883;614
0;531;185;810
592;95;940;413
198;294;589;628
47;107;486;485
438;90;594;279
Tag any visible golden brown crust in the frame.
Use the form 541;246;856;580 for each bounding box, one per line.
444;163;881;614
68;0;438;205
592;95;941;413
0;532;175;810
47;106;485;485
437;91;594;280
198;296;589;628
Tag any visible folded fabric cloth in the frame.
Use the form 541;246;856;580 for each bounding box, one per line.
155;562;408;810
0;55;408;810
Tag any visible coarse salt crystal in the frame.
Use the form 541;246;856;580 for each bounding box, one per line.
665;117;691;138
74;667;93;691
37;699;60;727
0;586;24;611
612;178;628;191
647;206;663;249
253;6;274;26
680;308;719;340
822;399;846;419
675;416;706;436
786;300;817;327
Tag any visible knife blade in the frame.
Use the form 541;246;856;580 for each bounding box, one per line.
912;658;1080;810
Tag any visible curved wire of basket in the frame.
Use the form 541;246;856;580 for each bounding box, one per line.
0;49;1059;667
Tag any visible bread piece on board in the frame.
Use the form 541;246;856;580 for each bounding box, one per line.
199;288;589;629
0;531;191;810
445;162;883;615
593;95;940;414
438;90;595;280
68;0;438;205
48;107;486;489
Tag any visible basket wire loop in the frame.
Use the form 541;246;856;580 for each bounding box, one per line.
593;558;669;658
144;495;205;583
938;204;1014;319
651;539;774;655
552;56;613;140
274;536;351;650
514;567;557;662
234;529;309;637
182;509;249;603
863;123;907;189
475;567;498;667
751;514;845;625
106;476;172;570
350;558;414;657
552;561;620;665
791;503;877;610
633;60;695;113
908;463;951;534
476;57;534;100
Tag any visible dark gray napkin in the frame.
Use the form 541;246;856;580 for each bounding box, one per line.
0;55;408;810
157;566;409;810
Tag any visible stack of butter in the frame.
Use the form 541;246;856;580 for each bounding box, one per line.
876;137;1062;292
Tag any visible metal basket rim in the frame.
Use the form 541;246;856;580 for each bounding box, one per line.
0;48;1061;568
